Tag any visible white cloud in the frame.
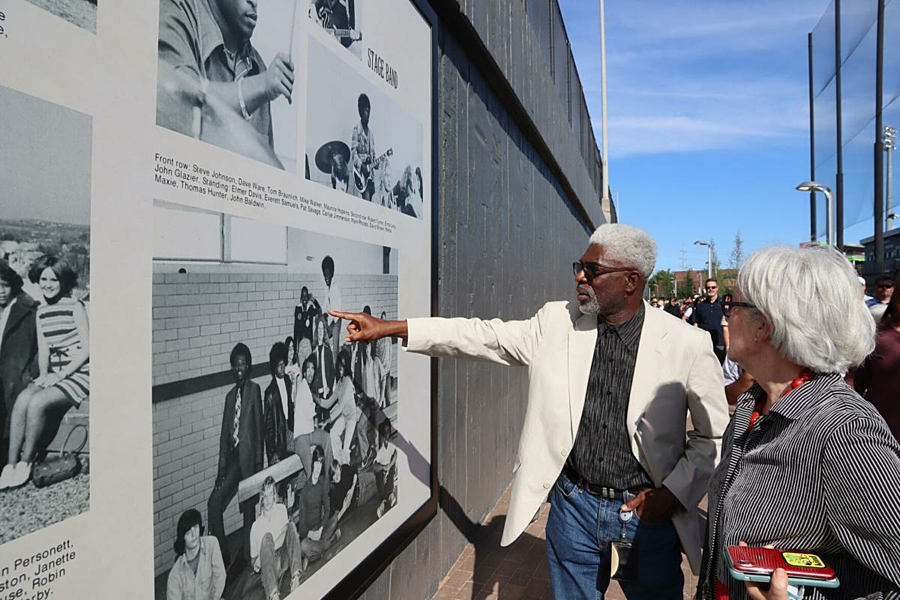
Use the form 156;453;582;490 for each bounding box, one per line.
560;0;830;158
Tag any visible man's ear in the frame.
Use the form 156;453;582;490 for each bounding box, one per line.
624;272;641;292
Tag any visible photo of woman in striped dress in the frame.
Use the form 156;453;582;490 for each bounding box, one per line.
0;255;89;490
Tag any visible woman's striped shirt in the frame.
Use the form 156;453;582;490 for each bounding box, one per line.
698;373;900;599
37;297;90;405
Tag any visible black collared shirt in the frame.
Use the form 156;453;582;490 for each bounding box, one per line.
566;304;652;490
699;373;900;599
689;296;725;347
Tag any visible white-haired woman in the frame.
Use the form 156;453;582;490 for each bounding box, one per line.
697;245;900;600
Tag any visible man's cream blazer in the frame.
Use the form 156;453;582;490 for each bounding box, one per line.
406;300;729;573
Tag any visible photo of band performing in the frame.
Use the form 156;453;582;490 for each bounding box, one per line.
155;0;300;171
305;36;426;219
308;0;363;60
0;85;91;545
151;211;399;600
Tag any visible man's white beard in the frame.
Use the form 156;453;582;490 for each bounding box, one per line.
578;286;601;315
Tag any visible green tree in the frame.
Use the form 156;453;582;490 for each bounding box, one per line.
649;269;675;298
729;231;745;269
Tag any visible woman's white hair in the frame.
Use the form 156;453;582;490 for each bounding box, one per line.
739;245;875;374
588;224;657;278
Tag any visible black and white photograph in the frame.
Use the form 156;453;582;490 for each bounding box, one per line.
305;36;426;219
308;0;363;60
0;84;92;544
151;203;399;599
22;0;98;33
156;0;300;171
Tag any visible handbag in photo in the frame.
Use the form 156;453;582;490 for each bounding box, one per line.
32;424;88;488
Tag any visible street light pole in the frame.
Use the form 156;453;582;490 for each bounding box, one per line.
796;182;835;246
886;126;896;231
694;241;712;280
599;0;610;215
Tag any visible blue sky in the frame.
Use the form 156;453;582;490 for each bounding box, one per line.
557;0;877;274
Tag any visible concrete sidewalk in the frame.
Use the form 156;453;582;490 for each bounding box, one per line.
433;485;698;600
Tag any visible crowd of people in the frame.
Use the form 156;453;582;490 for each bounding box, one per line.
0;255;90;491
166;256;397;600
330;224;900;600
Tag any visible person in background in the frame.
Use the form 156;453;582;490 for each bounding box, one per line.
698;245;900;599
293;357;333;483
249;477;303;600
859;276;874;304
320;257;342;359
849;272;900;440
311;316;335;411
374;311;392;407
690;278;728;364
0;261;38;467
373;419;397;518
399;166;423;219
328;349;362;465
264;342;292;466
866;275;894;308
375;163;397;210
208;342;264;568
681;297;694;322
328;458;357;522
663;296;682;319
166;509;226;600
284;336;302;392
349;94;376;200
293;287;320;365
296;446;342;566
1;255;89;490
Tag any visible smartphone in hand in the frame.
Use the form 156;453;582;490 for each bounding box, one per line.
725;546;840;588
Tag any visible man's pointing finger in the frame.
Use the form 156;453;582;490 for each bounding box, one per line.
328;309;358;320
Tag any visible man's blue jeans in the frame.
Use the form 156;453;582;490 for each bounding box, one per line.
546;471;684;599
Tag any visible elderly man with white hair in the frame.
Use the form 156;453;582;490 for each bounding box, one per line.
698;245;900;600
331;224;729;599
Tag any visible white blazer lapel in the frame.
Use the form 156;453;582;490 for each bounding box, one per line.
568;313;598;441
626;303;666;443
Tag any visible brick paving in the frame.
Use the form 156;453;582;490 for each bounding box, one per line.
434;485;698;600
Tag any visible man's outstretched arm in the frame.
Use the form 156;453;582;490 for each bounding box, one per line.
328;306;546;368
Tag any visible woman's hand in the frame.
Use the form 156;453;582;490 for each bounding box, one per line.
35;373;62;388
739;542;791;600
745;568;789;600
328;310;407;343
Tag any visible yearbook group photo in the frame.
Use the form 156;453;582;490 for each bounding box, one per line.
0;85;92;545
151;204;400;599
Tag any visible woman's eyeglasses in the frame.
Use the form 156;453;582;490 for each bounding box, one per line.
722;301;756;318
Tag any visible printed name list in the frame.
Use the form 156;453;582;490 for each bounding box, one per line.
0;539;76;600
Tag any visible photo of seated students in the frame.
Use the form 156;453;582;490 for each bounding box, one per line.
152;221;400;597
1;256;89;491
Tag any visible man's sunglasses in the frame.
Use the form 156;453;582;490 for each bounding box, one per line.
572;261;633;280
722;301;756;318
